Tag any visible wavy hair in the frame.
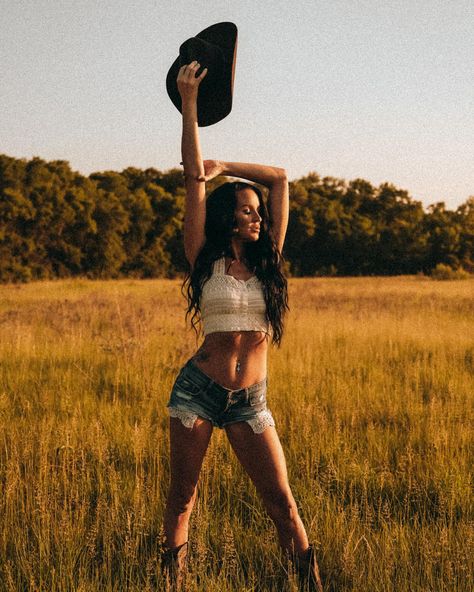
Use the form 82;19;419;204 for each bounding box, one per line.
182;181;289;346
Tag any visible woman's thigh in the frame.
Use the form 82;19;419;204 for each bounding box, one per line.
224;423;291;500
168;416;214;492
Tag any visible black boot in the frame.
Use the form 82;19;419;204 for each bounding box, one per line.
293;544;324;592
161;541;188;589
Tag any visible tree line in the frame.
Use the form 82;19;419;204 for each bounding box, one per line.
0;154;472;282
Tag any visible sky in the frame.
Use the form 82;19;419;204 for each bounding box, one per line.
1;0;473;210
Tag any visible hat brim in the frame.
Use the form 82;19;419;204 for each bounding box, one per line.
166;22;238;127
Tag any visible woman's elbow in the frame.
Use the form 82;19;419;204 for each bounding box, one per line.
276;167;288;181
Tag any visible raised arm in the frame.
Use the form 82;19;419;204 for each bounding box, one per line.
199;160;289;254
177;61;208;268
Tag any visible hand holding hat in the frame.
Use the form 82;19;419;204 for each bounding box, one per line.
177;60;208;104
166;22;238;126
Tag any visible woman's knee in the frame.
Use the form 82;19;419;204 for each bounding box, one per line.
166;482;197;516
264;488;299;523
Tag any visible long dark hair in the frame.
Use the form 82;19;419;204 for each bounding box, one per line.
182;181;289;346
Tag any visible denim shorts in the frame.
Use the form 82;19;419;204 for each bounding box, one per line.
166;359;275;434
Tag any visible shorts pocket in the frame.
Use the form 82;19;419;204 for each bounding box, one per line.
173;374;203;399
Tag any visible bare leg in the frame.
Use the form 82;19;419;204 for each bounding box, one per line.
163;416;213;547
225;423;309;554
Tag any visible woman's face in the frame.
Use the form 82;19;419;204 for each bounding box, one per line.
233;188;262;242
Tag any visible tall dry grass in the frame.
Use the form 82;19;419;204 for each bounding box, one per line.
0;276;473;591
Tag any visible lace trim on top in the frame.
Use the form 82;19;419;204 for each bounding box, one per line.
200;257;272;336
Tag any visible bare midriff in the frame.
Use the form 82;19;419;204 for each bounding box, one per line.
190;331;269;390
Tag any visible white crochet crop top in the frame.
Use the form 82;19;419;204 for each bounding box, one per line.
200;257;272;336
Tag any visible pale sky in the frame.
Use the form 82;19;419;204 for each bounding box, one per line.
1;0;473;209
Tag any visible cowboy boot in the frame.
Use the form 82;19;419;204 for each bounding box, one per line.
293;544;324;592
161;541;188;589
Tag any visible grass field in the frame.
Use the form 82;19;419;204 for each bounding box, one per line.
0;276;473;592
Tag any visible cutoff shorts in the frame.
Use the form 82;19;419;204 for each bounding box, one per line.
166;358;275;434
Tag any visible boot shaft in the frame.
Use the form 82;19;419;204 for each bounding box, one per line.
161;541;188;588
292;544;324;592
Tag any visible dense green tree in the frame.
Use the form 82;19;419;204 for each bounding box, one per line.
364;183;428;275
0;186;36;281
0;153;472;282
84;189;129;277
455;197;474;272
422;202;462;271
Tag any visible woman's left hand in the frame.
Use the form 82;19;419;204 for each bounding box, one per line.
177;61;208;103
197;160;225;182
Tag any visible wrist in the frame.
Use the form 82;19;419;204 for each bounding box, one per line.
181;96;198;110
181;101;198;123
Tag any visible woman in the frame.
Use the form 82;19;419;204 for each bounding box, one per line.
161;60;323;592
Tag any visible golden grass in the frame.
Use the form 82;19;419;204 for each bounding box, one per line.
0;276;473;591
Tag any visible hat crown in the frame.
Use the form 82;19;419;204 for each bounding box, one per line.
179;37;224;83
166;21;238;127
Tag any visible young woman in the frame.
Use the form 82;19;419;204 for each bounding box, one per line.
161;60;323;592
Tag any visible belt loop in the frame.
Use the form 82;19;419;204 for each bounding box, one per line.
223;389;234;412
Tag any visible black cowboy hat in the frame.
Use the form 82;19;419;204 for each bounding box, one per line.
166;22;238;127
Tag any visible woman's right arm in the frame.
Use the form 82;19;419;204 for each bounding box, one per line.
178;61;208;268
